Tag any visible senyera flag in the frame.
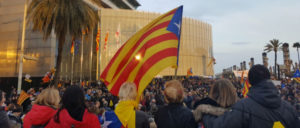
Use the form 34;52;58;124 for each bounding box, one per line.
100;6;183;100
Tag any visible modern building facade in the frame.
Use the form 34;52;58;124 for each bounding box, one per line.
0;0;139;88
0;0;213;86
96;8;214;78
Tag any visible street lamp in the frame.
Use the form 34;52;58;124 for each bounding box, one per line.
135;54;141;60
17;0;29;94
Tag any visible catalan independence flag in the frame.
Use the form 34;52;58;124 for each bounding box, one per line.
100;6;183;99
293;69;300;83
242;80;251;97
17;90;30;105
187;68;193;77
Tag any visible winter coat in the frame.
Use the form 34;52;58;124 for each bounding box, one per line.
136;110;150;128
0;110;10;128
23;104;57;128
193;104;227;123
46;108;100;128
203;80;300;128
154;103;197;128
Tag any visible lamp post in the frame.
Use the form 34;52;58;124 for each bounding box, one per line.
17;0;29;94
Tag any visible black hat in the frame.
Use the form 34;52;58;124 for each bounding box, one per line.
248;64;270;85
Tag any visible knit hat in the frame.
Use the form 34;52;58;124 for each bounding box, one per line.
248;64;270;86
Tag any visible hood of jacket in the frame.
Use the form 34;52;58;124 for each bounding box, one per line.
248;80;281;109
25;104;56;125
193;104;227;122
55;109;96;127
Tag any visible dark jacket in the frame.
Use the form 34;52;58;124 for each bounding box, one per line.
136;110;150;128
0;111;10;128
154;103;197;128
203;80;300;128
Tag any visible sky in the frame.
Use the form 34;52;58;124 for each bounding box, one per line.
136;0;300;74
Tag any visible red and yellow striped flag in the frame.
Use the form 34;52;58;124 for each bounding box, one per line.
242;80;251;97
17;90;30;105
70;40;74;54
240;71;244;85
96;26;100;51
100;6;183;99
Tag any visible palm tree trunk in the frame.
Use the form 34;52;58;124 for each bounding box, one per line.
53;36;65;86
297;47;300;67
275;51;277;79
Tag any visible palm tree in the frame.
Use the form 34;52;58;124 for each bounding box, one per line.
264;39;282;79
293;42;300;66
27;0;100;85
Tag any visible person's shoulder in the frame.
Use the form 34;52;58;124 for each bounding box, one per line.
281;100;297;112
136;110;148;120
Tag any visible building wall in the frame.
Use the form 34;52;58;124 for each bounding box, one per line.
0;1;213;80
0;0;57;77
99;8;214;76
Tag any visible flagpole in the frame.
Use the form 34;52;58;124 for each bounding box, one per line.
17;0;29;94
80;35;84;84
174;13;183;80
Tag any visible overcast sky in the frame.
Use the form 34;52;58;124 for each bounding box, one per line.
137;0;300;74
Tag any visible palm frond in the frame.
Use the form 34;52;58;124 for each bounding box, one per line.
293;42;300;48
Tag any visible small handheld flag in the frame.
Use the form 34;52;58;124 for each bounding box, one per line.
242;80;251;97
187;68;193;77
17;90;30;105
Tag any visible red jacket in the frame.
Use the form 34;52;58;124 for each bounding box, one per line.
23;104;57;128
46;109;100;128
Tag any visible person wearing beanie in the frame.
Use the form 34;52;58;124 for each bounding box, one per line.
202;64;300;128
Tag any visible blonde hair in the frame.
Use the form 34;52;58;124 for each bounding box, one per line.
118;82;137;101
34;87;60;108
164;80;184;103
209;79;238;108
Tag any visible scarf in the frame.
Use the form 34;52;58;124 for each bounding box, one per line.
114;100;137;128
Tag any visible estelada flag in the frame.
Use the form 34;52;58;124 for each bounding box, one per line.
242;80;251;97
100;6;183;99
187;68;193;77
17;90;30;105
293;69;300;83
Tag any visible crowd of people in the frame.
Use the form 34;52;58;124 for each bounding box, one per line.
0;64;299;128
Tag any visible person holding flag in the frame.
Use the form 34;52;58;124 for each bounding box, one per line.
103;82;149;128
